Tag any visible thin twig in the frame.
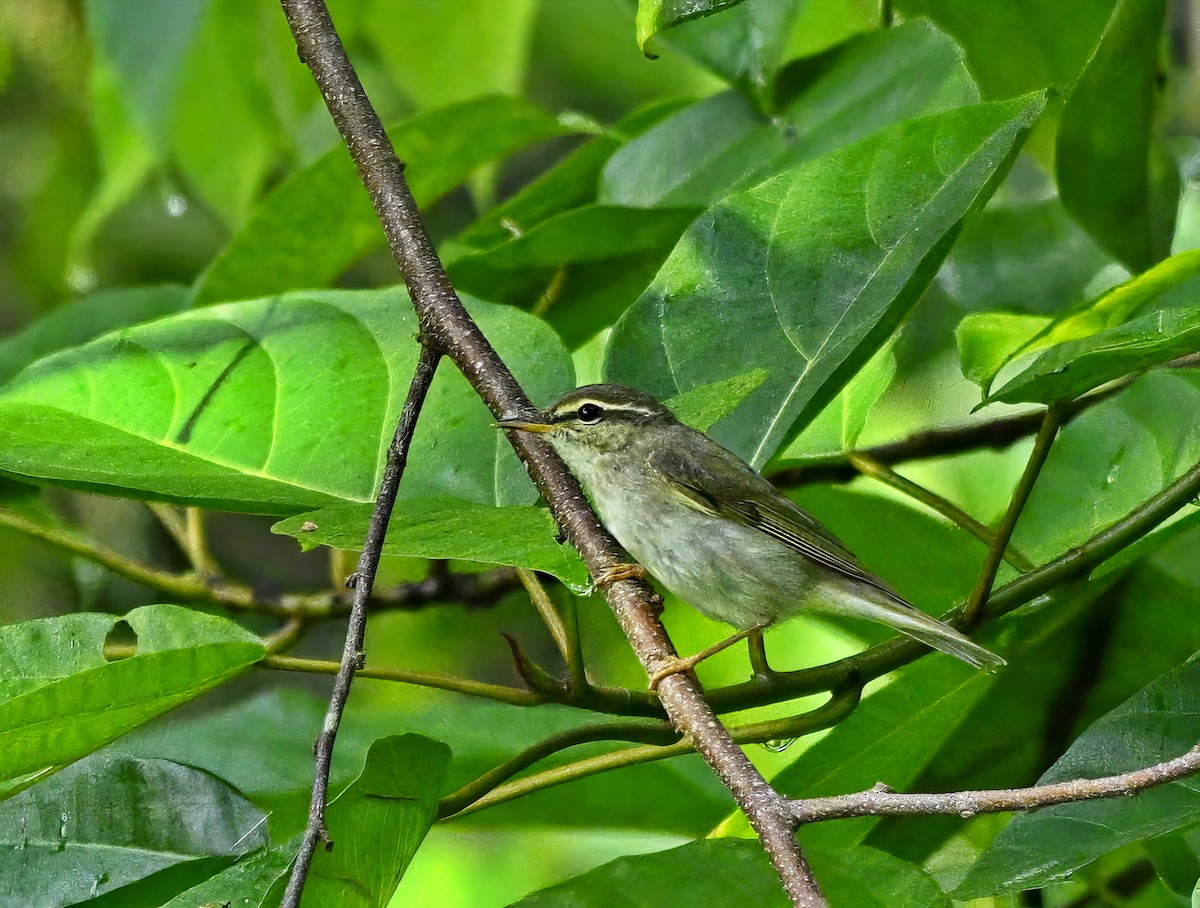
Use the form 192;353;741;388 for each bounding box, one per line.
282;345;440;907
771;384;1125;487
442;684;862;820
277;2;824;902
848;452;1035;572
962;405;1062;626
789;745;1200;823
518;568;573;669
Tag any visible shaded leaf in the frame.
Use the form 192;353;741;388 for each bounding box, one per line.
507;838;947;907
605;94;1045;468
191;97;568;305
0;285;189;388
955;654;1200;898
0;752;268;908
161;841;297;908
956;311;1050;394
602;20;978;209
303;734;450;908
1056;0;1176;271
273;499;589;593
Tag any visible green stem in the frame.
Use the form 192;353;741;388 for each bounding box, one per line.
440;684;862;821
848;452;1035;572
962;405;1062;625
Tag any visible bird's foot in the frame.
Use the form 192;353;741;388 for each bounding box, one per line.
648;624;766;691
590;562;647;592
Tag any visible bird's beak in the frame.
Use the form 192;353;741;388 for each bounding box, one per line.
493;415;554;434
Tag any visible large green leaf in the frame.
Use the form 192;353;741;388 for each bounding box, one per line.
1056;0;1176;271
191;97;569;305
986;307;1200;406
0;606;264;784
0;289;570;513
955;654;1200;898
605;93;1045;467
601;20;978;210
0;752;268;908
303;735;450;908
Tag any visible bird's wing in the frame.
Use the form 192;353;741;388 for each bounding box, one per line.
648;440;906;603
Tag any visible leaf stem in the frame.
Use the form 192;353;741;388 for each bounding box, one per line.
848;452;1035;572
962;404;1063;625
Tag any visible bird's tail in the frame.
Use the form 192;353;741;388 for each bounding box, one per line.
841;591;1005;672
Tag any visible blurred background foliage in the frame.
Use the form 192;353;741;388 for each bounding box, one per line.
0;0;1198;905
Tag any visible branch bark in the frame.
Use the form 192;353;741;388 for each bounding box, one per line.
277;0;824;903
789;745;1200;823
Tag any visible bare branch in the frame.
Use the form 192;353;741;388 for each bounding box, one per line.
789;745;1200;823
283;344;440;907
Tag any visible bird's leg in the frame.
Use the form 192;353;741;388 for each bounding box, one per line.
648;623;769;691
747;626;772;677
589;562;647;592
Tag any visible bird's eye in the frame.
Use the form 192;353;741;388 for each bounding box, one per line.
576;403;604;423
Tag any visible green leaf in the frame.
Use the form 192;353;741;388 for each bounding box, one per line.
303;734;451;908
954;654;1200;898
169;0;291;227
1014;371;1200;564
161;842;297;908
84;0;205;152
986;307;1200;406
0;606;265;782
937;199;1118;316
780;339;896;460
0;289;571;513
644;0;799;105
0;285;189;388
605;93;1045;468
602;20;978;209
509;837;789;906
665;368;771;432
357;0;535;110
956;311;1050;394
272;499;590;593
0;752;268;907
957;248;1200;395
453;99;689;253
191;97;569;305
636;0;749;58
507;838;947;907
1056;0;1177;271
894;0;1115;100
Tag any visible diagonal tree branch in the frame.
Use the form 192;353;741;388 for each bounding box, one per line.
277;1;824;903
